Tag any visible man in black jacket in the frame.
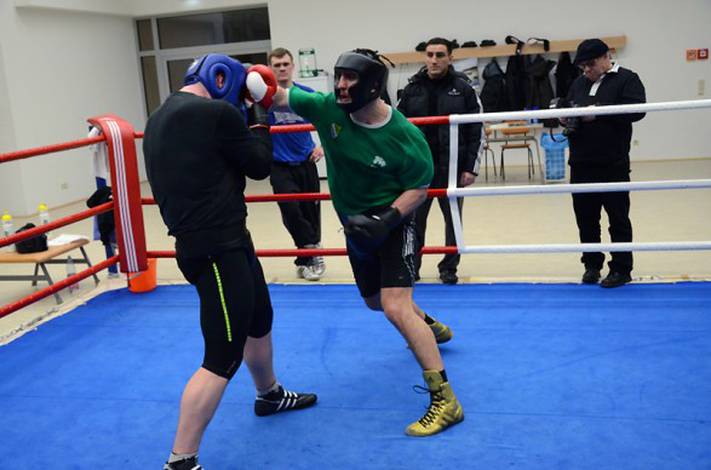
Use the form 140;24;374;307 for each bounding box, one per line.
398;37;484;284
564;39;646;288
144;54;316;470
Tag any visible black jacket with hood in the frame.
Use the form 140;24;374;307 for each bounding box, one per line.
397;66;484;175
480;59;508;113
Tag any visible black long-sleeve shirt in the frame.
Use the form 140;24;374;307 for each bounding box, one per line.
143;92;272;257
566;64;646;167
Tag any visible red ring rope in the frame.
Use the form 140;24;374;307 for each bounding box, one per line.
0;113;456;318
0;135;105;164
0;203;113;248
131;115;450;140
0;255;119;318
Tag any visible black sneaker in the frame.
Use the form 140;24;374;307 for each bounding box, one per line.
582;268;601;284
254;385;317;417
439;272;458;285
163;456;203;470
600;271;631;288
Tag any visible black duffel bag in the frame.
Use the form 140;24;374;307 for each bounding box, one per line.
15;223;48;254
86;186;114;246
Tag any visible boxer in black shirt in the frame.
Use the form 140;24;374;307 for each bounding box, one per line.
144;54;317;470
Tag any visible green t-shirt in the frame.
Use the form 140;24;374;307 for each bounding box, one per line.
289;87;434;216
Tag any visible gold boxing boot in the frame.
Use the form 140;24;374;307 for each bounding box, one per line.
405;370;464;436
428;319;453;344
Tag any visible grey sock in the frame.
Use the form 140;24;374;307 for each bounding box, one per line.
168;451;197;464
257;381;281;397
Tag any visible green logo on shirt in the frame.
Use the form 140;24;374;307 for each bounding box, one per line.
370;156;387;168
330;123;342;139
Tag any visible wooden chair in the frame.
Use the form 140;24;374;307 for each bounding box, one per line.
483;126;497;182
499;124;543;181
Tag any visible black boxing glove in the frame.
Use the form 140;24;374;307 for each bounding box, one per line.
344;206;402;247
247;102;269;129
246;103;272;149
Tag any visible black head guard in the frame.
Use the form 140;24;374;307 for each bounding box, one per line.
334;49;390;113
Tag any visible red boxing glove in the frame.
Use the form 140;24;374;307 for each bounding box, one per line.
246;64;277;108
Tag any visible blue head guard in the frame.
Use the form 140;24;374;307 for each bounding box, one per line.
184;54;247;107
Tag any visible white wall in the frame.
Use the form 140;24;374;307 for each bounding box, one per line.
14;0;131;16
128;0;258;17
1;0;710;216
0;38;25;216
269;0;711;164
1;2;145;215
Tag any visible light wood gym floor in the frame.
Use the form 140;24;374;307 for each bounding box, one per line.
2;158;710;343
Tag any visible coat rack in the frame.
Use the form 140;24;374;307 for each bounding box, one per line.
385;35;626;65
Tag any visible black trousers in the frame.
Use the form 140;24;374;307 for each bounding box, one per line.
269;161;321;266
414;170;463;275
176;244;273;380
570;164;633;275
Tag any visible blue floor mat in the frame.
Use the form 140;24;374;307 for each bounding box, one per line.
1;282;710;469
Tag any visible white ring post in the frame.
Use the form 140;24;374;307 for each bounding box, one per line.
447;122;465;254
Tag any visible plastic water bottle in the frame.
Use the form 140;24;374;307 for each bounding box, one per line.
532;106;540;124
66;255;79;293
38;203;51;237
1;211;12;252
298;48;317;78
2;211;12;237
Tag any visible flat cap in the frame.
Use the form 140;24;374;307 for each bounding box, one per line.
574;38;609;64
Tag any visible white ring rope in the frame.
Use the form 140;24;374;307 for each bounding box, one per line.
445;98;711;255
450;179;711;197
459;242;711;254
449;98;711;124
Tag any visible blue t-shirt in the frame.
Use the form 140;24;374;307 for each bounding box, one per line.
268;82;316;163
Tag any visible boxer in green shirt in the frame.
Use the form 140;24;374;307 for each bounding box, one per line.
247;48;463;436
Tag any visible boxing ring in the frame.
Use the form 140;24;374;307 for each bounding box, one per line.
1;101;711;469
